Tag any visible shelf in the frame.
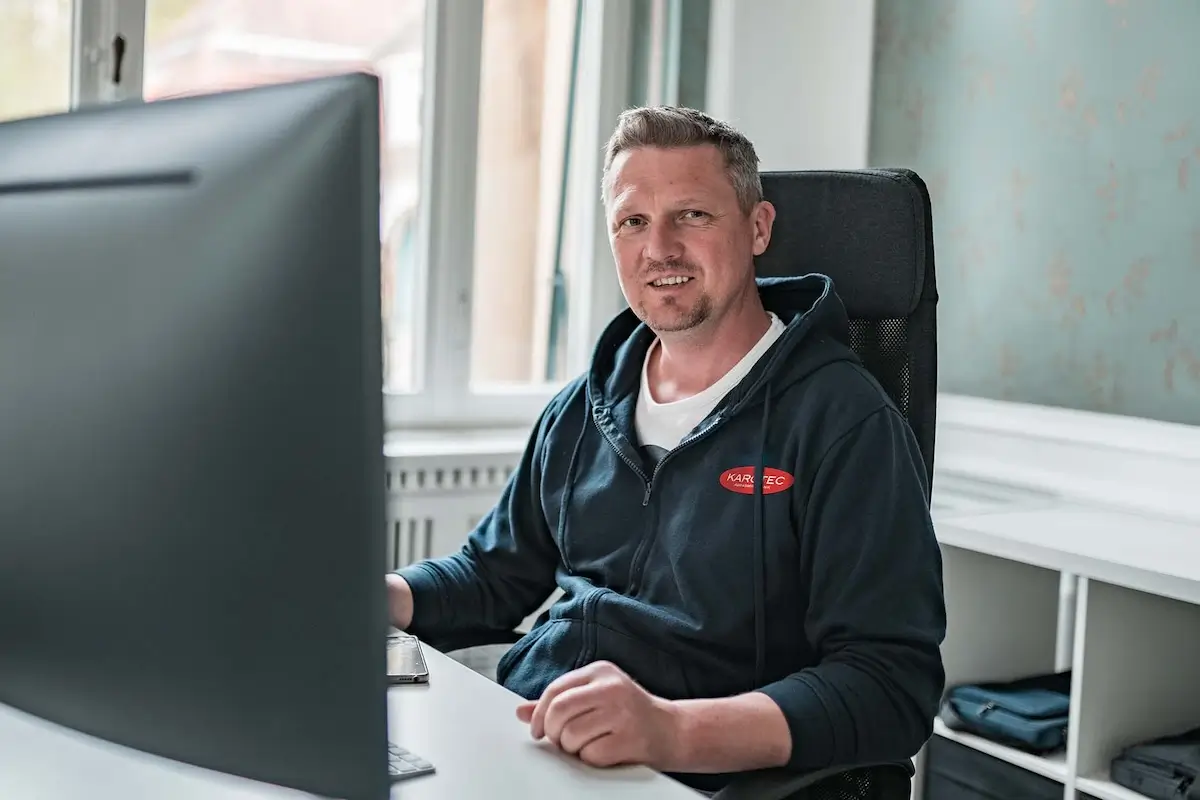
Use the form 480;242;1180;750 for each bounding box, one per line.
937;505;1200;607
931;719;1068;782
1070;579;1200;782
939;545;1063;687
930;470;1059;520
1075;772;1160;800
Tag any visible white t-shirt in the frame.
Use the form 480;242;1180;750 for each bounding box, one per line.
635;313;786;460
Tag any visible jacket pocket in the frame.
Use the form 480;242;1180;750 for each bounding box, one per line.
495;619;585;700
494;624;544;688
590;623;693;701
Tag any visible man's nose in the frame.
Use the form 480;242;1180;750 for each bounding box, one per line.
643;220;684;264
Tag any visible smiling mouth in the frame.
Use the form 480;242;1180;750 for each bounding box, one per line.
649;275;693;287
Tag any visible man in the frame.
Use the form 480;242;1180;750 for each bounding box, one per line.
388;107;946;796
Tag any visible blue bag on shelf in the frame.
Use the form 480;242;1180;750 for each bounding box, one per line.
938;670;1072;754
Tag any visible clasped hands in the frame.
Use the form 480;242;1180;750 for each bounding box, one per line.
515;659;684;770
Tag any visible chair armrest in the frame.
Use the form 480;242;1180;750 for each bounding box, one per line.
712;762;911;800
711;765;846;800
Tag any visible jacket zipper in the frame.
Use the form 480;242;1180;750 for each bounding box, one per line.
596;414;723;504
595;414;726;596
593;414;652;498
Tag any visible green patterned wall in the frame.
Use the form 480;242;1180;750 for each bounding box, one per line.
869;0;1200;425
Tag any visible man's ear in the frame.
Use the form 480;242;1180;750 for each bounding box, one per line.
751;200;776;257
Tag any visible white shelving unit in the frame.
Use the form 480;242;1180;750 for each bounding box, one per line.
918;505;1200;800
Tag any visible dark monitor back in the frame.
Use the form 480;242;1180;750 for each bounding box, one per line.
0;74;390;800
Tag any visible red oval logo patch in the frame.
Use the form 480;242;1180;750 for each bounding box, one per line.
719;466;795;495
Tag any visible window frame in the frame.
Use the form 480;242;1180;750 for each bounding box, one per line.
73;0;146;106
70;0;644;433
388;0;634;431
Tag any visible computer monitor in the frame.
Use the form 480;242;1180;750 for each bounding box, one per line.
0;73;391;800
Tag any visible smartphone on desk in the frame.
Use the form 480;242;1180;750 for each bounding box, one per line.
387;633;429;685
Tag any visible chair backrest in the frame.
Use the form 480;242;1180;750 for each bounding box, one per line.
755;168;939;496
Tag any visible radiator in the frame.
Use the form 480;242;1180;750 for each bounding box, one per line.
384;448;520;570
384;441;560;638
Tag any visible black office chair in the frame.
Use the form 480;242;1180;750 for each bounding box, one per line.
756;167;938;497
434;168;940;800
713;169;939;800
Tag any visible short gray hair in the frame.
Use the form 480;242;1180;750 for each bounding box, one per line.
601;106;763;215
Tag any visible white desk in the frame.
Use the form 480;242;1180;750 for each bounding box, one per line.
387;645;701;798
0;644;701;800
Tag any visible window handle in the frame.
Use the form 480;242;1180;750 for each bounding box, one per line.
112;34;127;85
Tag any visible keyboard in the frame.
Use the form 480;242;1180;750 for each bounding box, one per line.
388;743;435;782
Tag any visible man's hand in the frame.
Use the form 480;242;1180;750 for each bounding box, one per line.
515;660;683;770
385;574;413;629
517;660;793;775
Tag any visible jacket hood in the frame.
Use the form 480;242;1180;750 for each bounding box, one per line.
586;273;856;414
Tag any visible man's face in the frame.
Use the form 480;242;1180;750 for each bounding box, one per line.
605;144;774;336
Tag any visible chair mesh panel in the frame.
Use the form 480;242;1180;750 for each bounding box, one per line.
792;765;911;800
848;317;911;419
807;770;877;800
847;297;938;496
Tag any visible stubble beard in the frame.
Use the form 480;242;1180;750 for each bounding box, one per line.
637;291;714;334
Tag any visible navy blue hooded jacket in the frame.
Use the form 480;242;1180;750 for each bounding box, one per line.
397;274;947;790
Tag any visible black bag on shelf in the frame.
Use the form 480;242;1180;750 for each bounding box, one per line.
1110;725;1200;800
922;735;1063;800
938;671;1071;754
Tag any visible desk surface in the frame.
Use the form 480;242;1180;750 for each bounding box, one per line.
0;644;700;799
388;646;700;799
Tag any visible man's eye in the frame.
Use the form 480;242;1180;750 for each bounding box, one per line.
621;217;644;228
683;210;707;219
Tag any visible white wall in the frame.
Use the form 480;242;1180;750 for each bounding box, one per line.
705;0;876;171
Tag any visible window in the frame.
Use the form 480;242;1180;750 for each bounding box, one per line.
469;0;579;387
142;0;427;393
56;0;656;431
0;0;72;122
384;0;635;428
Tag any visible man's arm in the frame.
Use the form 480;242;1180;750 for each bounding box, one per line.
392;389;574;640
667;692;792;772
750;404;947;772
